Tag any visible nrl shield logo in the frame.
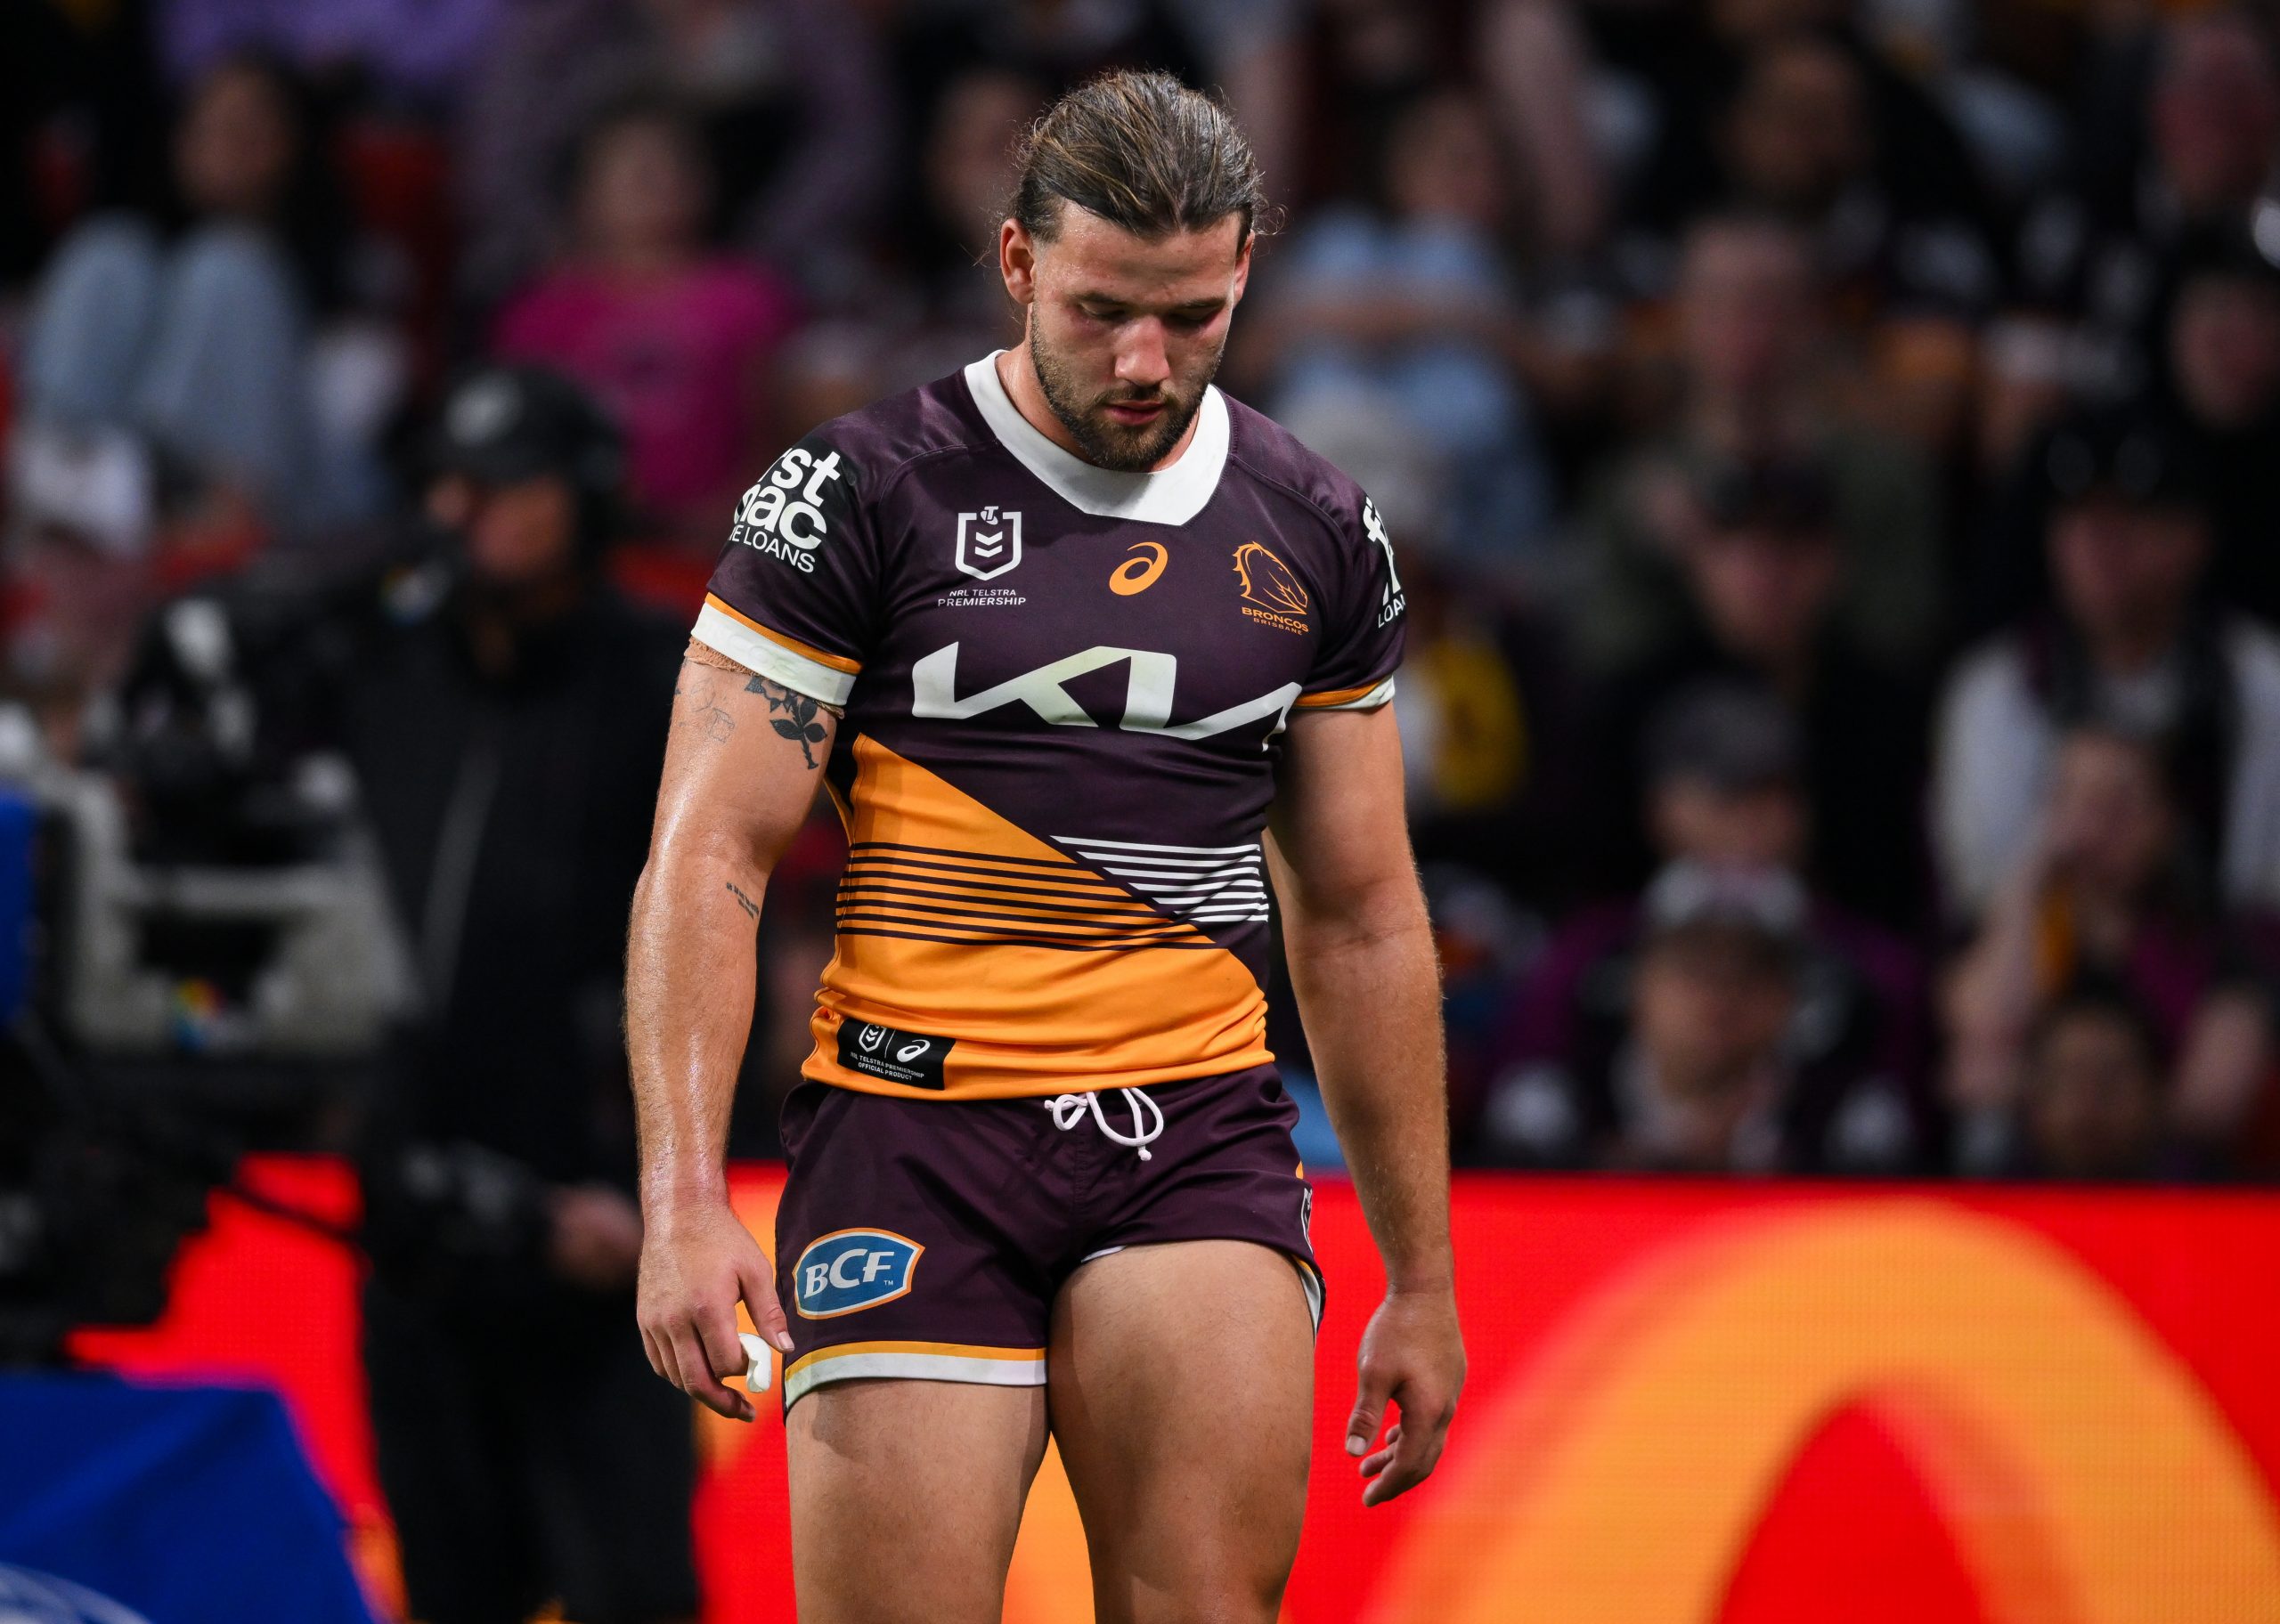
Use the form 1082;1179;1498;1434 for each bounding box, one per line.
956;506;1022;581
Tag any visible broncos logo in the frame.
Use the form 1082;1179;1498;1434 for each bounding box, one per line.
1232;542;1309;616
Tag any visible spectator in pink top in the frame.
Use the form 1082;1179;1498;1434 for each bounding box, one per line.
493;95;801;543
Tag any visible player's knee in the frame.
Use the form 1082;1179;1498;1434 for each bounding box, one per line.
1202;1578;1287;1624
1103;1568;1285;1624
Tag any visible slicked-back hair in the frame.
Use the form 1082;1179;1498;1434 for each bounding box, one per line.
1010;69;1268;246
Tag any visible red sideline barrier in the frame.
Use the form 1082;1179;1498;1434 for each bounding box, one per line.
72;1164;2280;1622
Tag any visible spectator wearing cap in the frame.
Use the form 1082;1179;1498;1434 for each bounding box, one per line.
1974;224;2280;635
1942;726;2278;1174
339;364;702;1624
1934;405;2280;920
1469;686;1935;1173
1475;861;1861;1173
1576;450;1931;929
1577;212;1942;678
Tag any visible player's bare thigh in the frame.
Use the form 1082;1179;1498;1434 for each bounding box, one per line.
1049;1239;1315;1624
786;1376;1050;1624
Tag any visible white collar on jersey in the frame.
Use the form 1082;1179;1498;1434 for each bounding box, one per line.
963;350;1230;526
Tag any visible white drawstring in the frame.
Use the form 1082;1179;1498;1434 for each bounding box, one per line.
1045;1086;1165;1161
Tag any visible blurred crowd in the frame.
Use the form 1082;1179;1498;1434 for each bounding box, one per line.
9;0;2280;1184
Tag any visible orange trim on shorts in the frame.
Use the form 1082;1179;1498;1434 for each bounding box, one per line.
786;1340;1047;1379
704;593;862;674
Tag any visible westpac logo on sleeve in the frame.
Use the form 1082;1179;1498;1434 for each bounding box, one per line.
730;441;849;573
793;1229;925;1319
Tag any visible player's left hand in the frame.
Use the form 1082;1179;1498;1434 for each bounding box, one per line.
1346;1285;1464;1507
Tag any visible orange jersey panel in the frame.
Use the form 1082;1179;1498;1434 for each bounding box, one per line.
805;736;1272;1099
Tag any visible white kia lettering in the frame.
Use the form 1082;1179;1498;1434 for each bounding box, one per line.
911;644;1300;744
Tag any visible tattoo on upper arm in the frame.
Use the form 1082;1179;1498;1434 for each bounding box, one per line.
726;881;760;922
678;674;737;744
749;676;828;769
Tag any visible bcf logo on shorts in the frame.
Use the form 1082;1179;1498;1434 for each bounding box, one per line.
793;1229;925;1319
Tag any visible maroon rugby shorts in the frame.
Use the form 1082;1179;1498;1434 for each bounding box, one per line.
773;1064;1322;1408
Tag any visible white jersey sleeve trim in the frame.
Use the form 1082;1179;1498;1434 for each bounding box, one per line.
692;601;857;708
964;350;1230;525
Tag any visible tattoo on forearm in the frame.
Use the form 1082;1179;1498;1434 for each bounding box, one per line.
726;881;760;922
750;676;827;769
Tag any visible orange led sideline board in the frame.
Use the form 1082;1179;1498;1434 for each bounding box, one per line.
71;1165;2280;1623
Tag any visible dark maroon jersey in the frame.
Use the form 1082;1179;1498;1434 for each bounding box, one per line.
692;352;1406;1100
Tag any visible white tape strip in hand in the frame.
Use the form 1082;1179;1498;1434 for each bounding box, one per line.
738;1332;775;1394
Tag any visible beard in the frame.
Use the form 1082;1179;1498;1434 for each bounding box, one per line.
1030;318;1223;473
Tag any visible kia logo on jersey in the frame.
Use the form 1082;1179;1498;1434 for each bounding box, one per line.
911;643;1302;744
956;506;1022;581
793;1229;925;1319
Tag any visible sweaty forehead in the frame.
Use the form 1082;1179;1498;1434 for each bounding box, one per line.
1036;208;1246;301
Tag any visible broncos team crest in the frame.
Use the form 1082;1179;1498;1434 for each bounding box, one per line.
956;507;1023;581
1234;541;1310;634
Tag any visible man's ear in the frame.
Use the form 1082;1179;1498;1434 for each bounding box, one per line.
1230;230;1254;307
1000;219;1038;307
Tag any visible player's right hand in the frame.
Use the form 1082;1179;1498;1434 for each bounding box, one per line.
636;1197;793;1423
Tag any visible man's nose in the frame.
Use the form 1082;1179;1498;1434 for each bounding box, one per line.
1115;319;1171;390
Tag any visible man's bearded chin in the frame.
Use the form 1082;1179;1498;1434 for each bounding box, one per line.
1030;319;1222;473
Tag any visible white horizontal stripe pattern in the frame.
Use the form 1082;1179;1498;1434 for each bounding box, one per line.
1055;835;1271;925
1102;861;1260;880
784;1352;1047;1408
691;603;856;707
1058;837;1259;855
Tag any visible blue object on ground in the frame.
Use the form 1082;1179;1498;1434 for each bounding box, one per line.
0;1373;374;1624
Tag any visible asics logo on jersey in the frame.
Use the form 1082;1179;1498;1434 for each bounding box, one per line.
912;643;1301;743
731;445;847;573
956;506;1023;581
855;1024;928;1064
794;1229;925;1319
1110;541;1168;596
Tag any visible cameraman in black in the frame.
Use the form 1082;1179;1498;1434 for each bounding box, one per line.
348;366;696;1624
